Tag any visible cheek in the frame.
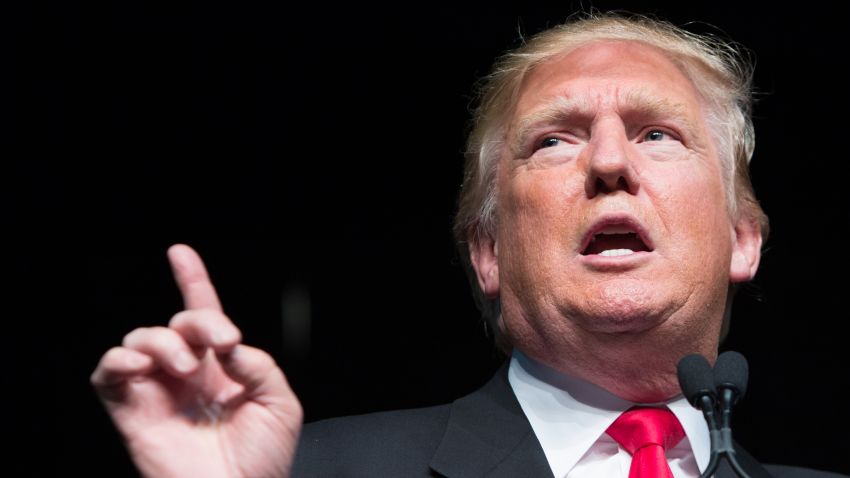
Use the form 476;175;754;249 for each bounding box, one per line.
495;168;582;284
654;167;733;264
498;168;580;248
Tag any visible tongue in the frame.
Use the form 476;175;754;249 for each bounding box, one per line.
584;233;648;255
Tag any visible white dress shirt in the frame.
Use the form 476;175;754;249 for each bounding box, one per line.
508;350;711;478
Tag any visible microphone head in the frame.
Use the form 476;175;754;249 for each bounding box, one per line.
714;351;749;401
677;354;716;407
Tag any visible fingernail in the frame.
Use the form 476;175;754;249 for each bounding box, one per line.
127;354;149;368
213;329;238;345
174;351;197;373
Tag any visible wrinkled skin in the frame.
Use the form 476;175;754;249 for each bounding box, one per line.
470;41;762;402
91;40;765;478
91;245;302;477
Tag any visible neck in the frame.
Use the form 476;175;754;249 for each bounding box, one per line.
512;325;719;403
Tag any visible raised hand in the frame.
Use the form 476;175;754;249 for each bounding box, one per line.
91;244;302;478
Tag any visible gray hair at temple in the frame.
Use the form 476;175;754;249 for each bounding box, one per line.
453;12;770;350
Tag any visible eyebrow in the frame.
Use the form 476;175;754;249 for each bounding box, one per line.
508;88;699;155
509;96;588;154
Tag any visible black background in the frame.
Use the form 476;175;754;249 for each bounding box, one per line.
8;1;850;476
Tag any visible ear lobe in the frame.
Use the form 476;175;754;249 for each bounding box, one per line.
469;232;500;298
729;216;762;283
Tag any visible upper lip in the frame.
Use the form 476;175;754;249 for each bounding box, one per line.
579;214;655;255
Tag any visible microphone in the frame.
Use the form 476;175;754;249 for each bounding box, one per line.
714;350;748;408
714;351;751;478
677;354;721;478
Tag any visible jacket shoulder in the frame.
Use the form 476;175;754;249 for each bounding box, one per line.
765;464;850;478
292;404;452;477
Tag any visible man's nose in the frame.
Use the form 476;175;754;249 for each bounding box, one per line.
584;120;640;198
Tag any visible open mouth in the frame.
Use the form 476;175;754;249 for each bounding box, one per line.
581;222;653;257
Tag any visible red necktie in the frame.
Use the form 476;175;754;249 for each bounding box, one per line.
606;407;686;478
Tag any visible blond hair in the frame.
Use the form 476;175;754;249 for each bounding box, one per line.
453;12;769;343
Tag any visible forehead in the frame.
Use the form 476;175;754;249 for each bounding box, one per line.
513;40;704;118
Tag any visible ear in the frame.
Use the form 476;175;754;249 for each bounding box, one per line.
469;231;500;298
729;215;762;283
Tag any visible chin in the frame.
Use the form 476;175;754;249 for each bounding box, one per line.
582;310;666;334
573;281;675;333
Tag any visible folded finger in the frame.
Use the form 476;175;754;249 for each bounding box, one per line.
90;347;156;399
91;346;155;389
169;309;241;352
217;345;300;414
122;326;200;376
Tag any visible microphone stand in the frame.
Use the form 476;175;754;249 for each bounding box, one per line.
679;353;751;478
697;393;721;478
717;387;750;478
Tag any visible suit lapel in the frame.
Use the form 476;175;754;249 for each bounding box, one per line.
428;363;774;478
429;363;554;478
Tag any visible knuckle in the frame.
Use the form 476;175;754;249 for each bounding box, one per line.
246;346;276;369
123;326;180;350
203;309;231;325
102;346;127;364
168;309;195;327
291;400;304;421
170;309;229;329
122;327;150;346
91;347;130;385
90;368;104;386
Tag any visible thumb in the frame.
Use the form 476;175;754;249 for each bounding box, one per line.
217;345;301;411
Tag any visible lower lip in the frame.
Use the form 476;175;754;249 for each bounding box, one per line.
578;250;654;270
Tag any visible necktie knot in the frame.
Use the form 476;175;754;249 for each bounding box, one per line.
606;407;686;478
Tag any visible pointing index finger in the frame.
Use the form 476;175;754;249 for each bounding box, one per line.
167;244;223;312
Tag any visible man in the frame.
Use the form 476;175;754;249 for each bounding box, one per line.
91;13;845;477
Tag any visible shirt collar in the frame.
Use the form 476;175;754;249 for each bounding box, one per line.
508;349;710;477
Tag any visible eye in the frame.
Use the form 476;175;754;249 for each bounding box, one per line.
643;130;668;141
540;137;561;148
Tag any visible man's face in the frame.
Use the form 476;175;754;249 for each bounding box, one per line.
471;41;760;382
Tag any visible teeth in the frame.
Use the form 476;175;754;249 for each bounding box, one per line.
599;249;634;257
598;225;635;235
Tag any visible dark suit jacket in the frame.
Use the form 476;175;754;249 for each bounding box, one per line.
293;365;845;477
